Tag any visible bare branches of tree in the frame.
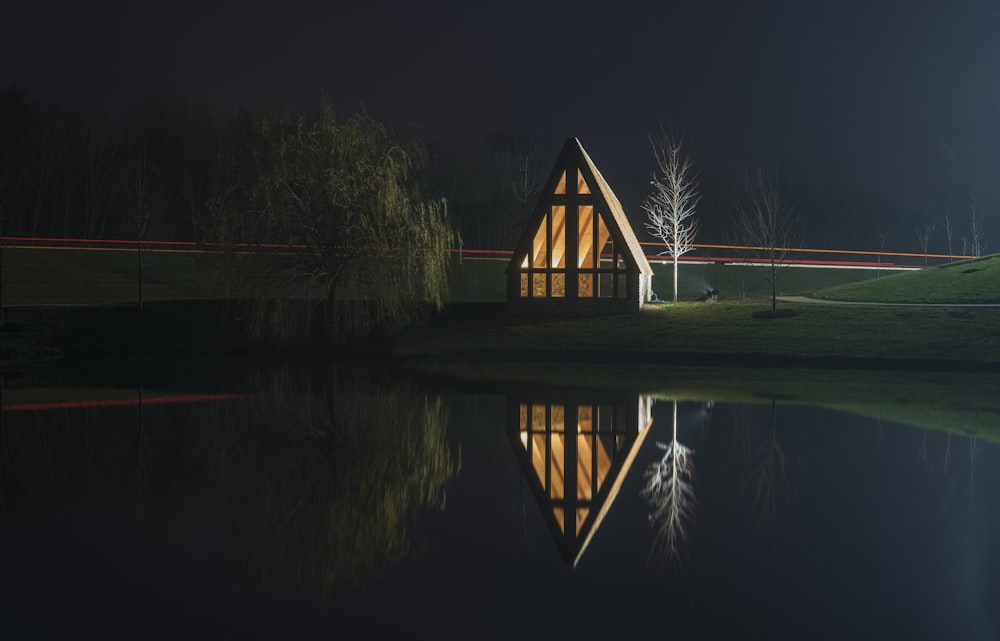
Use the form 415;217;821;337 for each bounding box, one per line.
641;400;696;567
733;170;800;314
967;195;986;257
740;398;799;554
942;213;954;262
641;128;700;302
123;137;152;312
876;229;888;279
916;222;935;266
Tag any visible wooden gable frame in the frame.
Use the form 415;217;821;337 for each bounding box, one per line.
506;137;653;314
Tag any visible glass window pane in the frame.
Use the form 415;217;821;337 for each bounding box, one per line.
551;405;565;432
532;404;547;431
578;273;593;297
532;213;547;268
578;205;594;267
577;170;591;194
597;213;613;265
550;206;566;268
554;170;567;195
520;273;528;297
599;273;613;298
552;272;565;297
533;273;547;297
578;405;593;433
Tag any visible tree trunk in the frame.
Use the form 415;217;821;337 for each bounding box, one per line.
771;259;777;314
673;255;679;303
0;220;4;330
137;238;144;313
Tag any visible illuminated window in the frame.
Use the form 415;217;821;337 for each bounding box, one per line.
554;171;567;195
533;273;546;297
532;213;548;268
550;206;566;268
552;273;565;297
577;205;594;268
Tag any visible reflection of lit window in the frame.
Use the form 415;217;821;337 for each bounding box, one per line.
513;393;654;566
517;402;624;534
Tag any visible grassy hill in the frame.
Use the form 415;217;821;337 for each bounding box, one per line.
811;254;1000;303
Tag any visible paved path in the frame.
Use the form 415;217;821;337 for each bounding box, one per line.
778;295;1000;308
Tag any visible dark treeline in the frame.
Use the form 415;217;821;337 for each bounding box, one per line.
0;88;217;241
0;86;991;257
0;88;560;252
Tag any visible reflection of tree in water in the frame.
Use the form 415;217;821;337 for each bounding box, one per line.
197;367;456;594
739;398;800;553
641;400;695;566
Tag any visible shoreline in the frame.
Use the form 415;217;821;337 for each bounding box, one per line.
3;298;999;374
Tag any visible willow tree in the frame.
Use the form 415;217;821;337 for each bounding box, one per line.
208;104;455;344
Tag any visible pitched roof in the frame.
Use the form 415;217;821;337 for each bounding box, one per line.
571;138;653;275
505;137;652;276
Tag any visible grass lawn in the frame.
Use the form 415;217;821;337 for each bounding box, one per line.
4;247;225;305
4;247;999;368
396;299;1000;367
6;247;890;306
811;255;1000;303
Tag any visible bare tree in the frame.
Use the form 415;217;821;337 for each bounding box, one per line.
0;161;9;329
641;400;696;566
915;222;935;266
968;195;986;257
876;229;887;279
741;398;799;554
475;131;553;250
942;213;954;262
124;138;152;312
733;170;800;314
642;128;700;302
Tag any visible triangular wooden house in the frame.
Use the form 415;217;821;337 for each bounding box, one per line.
508;389;654;566
507;137;653;314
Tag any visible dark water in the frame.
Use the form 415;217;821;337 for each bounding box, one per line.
1;364;998;640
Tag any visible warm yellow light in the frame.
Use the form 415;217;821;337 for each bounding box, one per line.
554;171;567;195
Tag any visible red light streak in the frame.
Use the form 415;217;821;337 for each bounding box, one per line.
3;393;251;413
1;236;974;266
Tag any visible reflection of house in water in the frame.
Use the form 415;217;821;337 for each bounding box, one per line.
506;137;654;314
507;390;653;566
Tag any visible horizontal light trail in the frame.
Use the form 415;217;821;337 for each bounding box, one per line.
642;241;975;261
3;392;251;413
2;236;974;268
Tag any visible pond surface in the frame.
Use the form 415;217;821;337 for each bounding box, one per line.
1;362;998;640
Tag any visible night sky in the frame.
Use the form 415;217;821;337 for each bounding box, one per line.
4;0;1000;243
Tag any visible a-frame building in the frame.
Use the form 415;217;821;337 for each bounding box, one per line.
506;137;653;314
